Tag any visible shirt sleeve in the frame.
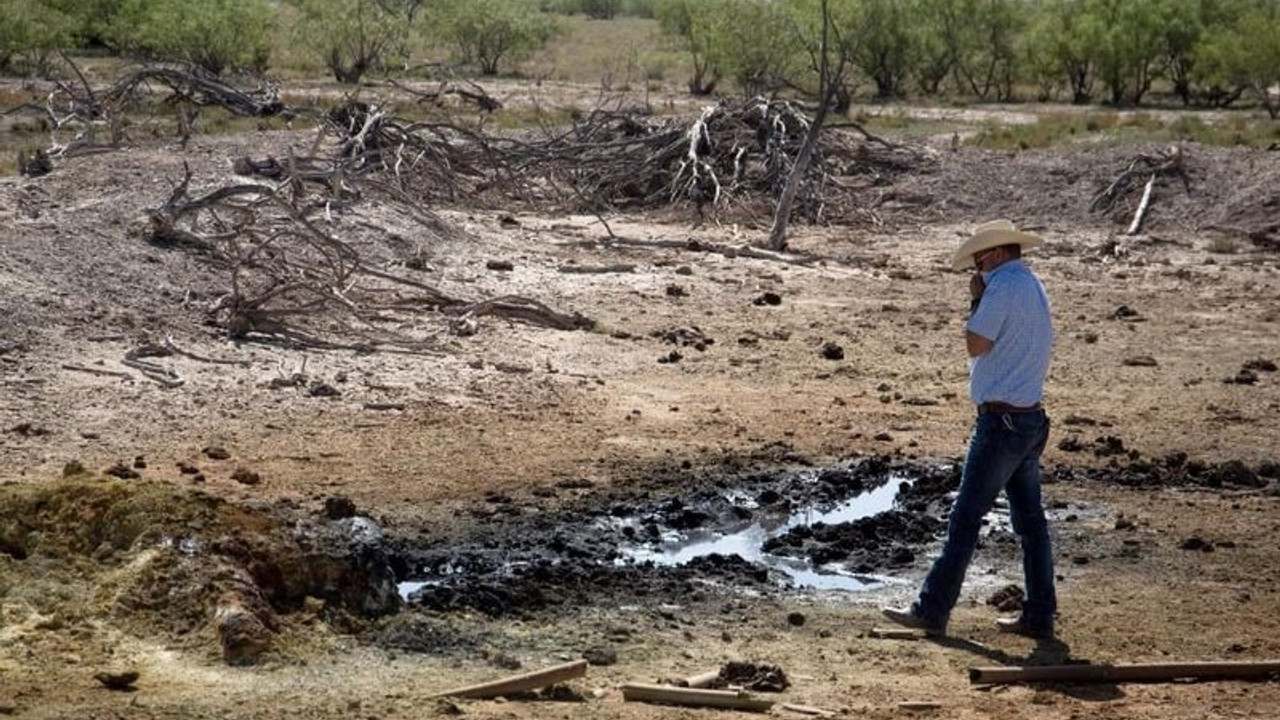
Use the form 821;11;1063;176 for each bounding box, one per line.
967;279;1008;342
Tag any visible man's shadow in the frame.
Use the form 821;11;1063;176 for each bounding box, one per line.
927;635;1124;701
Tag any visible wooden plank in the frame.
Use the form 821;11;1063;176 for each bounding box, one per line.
970;660;1280;685
621;683;775;712
780;702;836;716
435;659;588;699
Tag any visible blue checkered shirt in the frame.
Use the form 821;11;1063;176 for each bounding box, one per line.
967;259;1053;407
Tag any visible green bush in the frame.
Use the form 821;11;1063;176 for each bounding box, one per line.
430;0;558;76
290;0;410;83
108;0;274;75
0;0;80;74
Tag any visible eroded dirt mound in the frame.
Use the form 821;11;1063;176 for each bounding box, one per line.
0;477;399;665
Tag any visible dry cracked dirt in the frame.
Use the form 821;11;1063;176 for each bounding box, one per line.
2;99;1280;720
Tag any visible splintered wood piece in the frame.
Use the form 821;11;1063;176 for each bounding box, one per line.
621;683;774;712
435;659;587;699
678;669;722;688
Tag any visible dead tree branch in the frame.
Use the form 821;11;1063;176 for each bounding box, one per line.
1090;146;1188;233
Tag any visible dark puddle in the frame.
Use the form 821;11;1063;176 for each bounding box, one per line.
616;473;907;590
392;456;961;616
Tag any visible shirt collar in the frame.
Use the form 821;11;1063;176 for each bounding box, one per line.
984;258;1025;282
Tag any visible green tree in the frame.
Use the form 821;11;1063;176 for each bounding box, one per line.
0;0;79;74
656;0;725;94
1195;4;1280;116
291;0;408;83
913;0;963;95
1159;0;1206;105
711;0;798;96
108;0;273;75
430;0;557;76
785;0;860;110
848;0;914;98
580;0;623;19
952;0;1025;101
1025;0;1103;104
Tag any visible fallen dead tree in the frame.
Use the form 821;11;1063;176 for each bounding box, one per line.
1090;145;1189;235
147;164;591;350
233;97;937;227
9;58;291;173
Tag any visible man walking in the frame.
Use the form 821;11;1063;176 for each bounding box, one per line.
883;220;1056;639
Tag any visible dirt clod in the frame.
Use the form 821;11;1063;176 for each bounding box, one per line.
93;670;139;691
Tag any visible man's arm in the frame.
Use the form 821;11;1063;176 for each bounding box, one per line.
966;330;994;357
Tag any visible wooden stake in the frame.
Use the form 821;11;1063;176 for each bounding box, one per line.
435;659;588;699
970;660;1280;685
621;683;775;712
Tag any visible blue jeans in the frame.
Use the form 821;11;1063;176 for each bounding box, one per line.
912;410;1055;631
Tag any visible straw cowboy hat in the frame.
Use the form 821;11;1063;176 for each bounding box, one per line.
951;220;1043;271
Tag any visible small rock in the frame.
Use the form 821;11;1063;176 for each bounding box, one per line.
8;422;50;437
675;266;693;276
657;350;683;364
820;342;844;360
93;670;140;691
308;382;340;398
986;584;1024;612
1062;414;1098;426
1057;436;1084;452
1114;516;1136;530
1112;305;1140;319
539;685;586;702
1225;369;1258;385
132;455;147;469
1122;356;1158;367
873;432;893;442
486;651;522;670
1243;359;1277;372
104;462;139;480
215;606;272;666
434;699;465;715
231;468;262;486
204;446;231;460
752;292;783;306
1178;536;1215;552
486;259;514;271
583;646;618;666
786;611;806;627
498;214;520;227
323;496;357;519
176;461;200;475
666;284;687;297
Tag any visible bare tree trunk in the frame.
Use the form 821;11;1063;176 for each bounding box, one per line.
768;0;835;251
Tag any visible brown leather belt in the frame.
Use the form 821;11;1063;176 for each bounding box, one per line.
977;401;1042;415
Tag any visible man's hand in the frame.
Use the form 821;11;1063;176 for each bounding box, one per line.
968;272;986;312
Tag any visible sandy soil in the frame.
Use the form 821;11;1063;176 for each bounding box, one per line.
1;92;1280;720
